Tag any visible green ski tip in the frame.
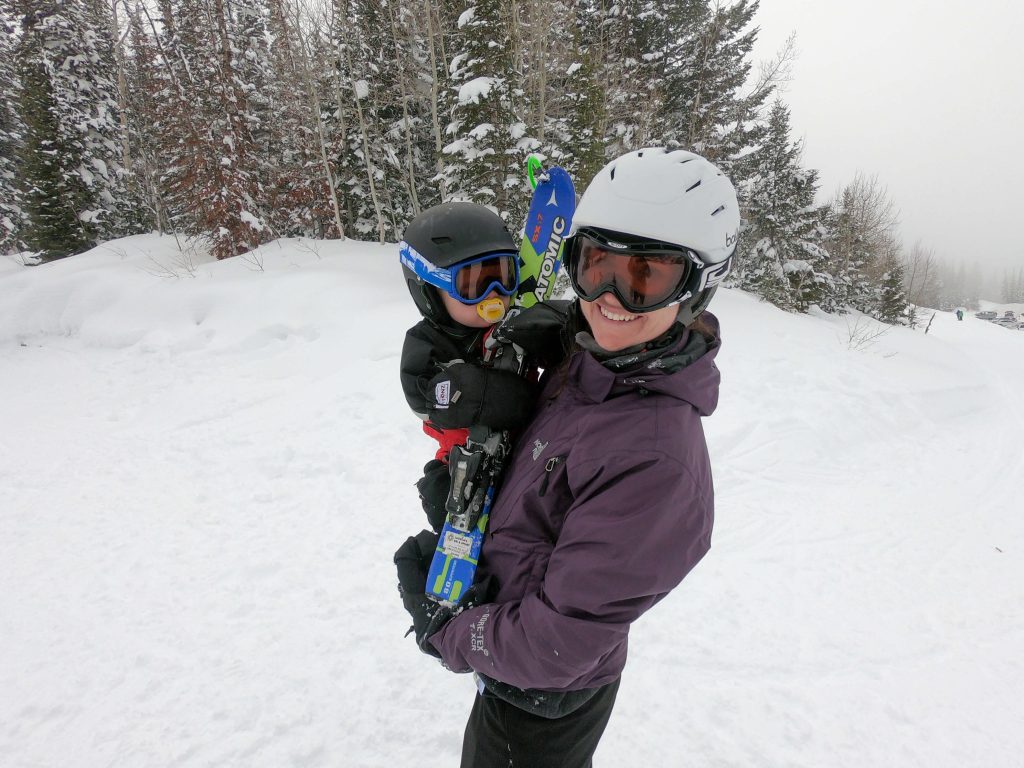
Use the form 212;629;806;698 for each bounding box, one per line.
526;155;544;190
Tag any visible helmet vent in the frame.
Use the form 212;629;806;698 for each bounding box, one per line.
711;205;726;216
685;180;702;193
432;236;452;244
637;151;644;157
610;165;617;180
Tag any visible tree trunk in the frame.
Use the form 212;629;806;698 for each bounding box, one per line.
340;38;386;242
423;0;447;200
108;0;131;170
387;0;421;216
286;0;345;239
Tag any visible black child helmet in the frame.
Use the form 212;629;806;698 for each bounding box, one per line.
401;202;517;325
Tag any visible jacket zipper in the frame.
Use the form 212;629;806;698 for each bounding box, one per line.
538;456;564;497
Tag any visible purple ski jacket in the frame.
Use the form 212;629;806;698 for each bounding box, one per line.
429;313;721;692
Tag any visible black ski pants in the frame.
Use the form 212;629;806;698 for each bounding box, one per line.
460;678;620;768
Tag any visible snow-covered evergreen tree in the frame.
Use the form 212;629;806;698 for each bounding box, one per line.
262;0;339;238
875;254;908;324
152;0;268;258
556;8;607;186
826;173;900;314
443;0;530;226
152;0;218;238
10;0;136;258
670;0;767;180
0;6;26;252
381;0;439;222
204;0;270;256
648;0;709;148
597;0;664;156
734;101;833;312
343;0;432;241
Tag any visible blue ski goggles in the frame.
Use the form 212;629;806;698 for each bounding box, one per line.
400;242;520;304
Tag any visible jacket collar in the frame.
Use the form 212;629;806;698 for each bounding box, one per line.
564;312;722;416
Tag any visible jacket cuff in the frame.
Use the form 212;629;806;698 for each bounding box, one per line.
428;603;493;674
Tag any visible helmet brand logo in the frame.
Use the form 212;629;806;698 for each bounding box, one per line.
699;256;733;291
725;230;737;247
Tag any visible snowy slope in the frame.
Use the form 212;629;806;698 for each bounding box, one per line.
1;235;1022;768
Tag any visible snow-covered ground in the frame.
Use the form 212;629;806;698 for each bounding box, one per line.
1;235;1022;767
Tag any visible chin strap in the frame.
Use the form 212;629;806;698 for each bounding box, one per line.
676;286;717;328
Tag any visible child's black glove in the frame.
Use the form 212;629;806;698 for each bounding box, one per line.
425;363;536;430
394;530;493;657
416;459;450;534
494;300;572;370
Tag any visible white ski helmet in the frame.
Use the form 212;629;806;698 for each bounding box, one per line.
568;147;740;323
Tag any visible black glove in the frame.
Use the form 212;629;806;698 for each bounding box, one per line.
425;363;537;430
395;530;446;657
494;300;572;370
416;459;450;534
394;530;493;657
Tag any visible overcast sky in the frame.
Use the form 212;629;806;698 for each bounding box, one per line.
750;0;1024;274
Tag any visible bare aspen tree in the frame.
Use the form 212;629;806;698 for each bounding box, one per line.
422;0;447;200
904;241;938;307
344;36;391;243
386;0;421;215
516;0;551;141
108;0;131;169
282;0;345;238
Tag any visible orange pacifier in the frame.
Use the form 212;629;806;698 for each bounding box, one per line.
476;297;506;323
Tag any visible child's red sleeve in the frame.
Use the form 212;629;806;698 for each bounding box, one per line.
422;422;470;462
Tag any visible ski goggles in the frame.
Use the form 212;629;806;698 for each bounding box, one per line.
566;230;700;313
400;242;520;304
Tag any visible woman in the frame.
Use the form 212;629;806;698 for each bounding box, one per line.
396;147;739;767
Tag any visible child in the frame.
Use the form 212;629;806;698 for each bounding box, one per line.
398;202;539;533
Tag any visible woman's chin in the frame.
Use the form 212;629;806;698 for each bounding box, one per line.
582;297;678;351
584;303;645;351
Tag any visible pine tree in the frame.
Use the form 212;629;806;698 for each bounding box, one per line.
670;0;768;180
344;0;429;241
556;9;607;186
150;0;218;240
443;0;529;227
826;173;900;313
650;0;710;148
876;254;908;324
11;0;134;258
597;0;664;156
382;0;439;222
734;101;833;312
0;5;26;252
205;0;269;256
14;1;92;258
152;0;269;258
263;0;340;238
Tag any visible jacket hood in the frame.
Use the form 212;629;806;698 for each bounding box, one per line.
570;311;721;417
